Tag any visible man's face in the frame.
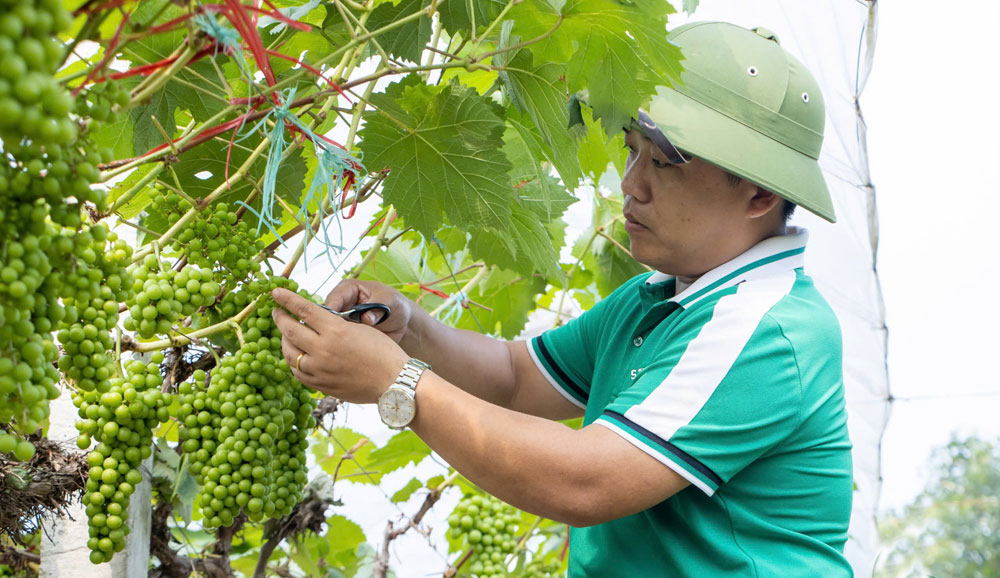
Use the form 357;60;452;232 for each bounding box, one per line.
621;127;752;277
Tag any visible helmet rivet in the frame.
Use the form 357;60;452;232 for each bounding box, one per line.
747;66;758;77
801;92;810;103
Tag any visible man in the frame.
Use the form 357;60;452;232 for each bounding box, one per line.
273;21;854;577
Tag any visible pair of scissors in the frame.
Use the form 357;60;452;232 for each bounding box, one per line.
318;302;391;326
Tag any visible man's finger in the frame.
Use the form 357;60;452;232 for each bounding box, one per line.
272;307;320;348
272;289;327;330
324;280;363;312
281;339;313;376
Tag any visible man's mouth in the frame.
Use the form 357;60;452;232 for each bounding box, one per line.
623;211;647;232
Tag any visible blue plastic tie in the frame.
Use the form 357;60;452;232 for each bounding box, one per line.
233;87;366;269
192;14;253;101
299;145;364;270
439;290;470;325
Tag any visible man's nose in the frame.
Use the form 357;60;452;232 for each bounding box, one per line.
621;159;650;202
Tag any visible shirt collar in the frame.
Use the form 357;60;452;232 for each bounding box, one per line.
643;227;808;309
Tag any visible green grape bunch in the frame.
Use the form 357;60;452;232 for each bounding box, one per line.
178;278;316;528
0;0;130;462
0;0;77;149
124;257;219;339
0;226;63;459
56;224;135;393
73;354;172;564
149;188;265;286
449;494;523;578
522;559;563;578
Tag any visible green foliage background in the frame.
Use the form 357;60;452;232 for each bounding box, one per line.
877;435;1000;578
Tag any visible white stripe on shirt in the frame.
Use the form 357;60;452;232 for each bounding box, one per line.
623;270;798;442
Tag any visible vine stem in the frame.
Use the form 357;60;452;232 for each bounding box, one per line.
129;296;261;353
598;230;652;271
265;4;434;97
552;215;624;328
130;135;273;264
105;163;164;215
510;516;542;560
471;0;520;54
429;265;490;317
101;111;225;178
344;205;396;280
229;321;245;348
114;327;123;377
372;471;460;578
130;43;199;106
279;52;381;278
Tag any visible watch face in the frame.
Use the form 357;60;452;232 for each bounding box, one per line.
378;387;415;429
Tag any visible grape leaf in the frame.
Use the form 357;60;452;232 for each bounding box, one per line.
454;267;547;339
467;207;557;278
263;17;335;78
359;76;515;237
129;84;181;156
390;477;423;502
439;65;500;95
356;234;437;299
509;0;683;137
364;430;432;475
313;427;382;483
465;120;570;278
365;0;432;63
167;134;308;231
592;220;647;295
504;111;576;223
437;0;506;39
122;27;229;155
325;514;366;556
498;49;582;188
576;105;628;182
575;193;648;295
289;538;324;577
321;2;353;48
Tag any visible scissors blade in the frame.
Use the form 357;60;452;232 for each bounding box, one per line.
319;303;391;325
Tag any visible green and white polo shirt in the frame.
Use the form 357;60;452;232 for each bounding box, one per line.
529;228;854;577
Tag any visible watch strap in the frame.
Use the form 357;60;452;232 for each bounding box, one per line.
394;358;430;393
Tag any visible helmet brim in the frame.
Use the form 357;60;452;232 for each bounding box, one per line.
648;85;837;223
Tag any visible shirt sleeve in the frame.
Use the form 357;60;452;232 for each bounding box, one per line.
595;290;804;496
527;274;650;409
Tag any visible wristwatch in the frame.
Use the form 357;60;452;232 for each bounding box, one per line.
377;358;430;429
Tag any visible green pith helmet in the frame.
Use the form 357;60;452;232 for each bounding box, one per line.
646;21;836;222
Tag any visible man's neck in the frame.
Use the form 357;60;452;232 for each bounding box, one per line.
670;224;791;298
674;276;695;296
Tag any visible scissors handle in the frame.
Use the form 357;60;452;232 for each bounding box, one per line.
319;303;391;325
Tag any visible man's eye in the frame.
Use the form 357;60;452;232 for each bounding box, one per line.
652;158;672;168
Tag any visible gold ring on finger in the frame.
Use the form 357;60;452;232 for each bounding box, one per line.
295;352;306;371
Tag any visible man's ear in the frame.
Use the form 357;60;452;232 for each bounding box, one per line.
747;186;782;219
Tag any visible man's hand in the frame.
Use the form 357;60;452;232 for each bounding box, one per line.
271;288;409;404
323;280;413;345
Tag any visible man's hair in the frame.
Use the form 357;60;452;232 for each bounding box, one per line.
726;173;797;222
